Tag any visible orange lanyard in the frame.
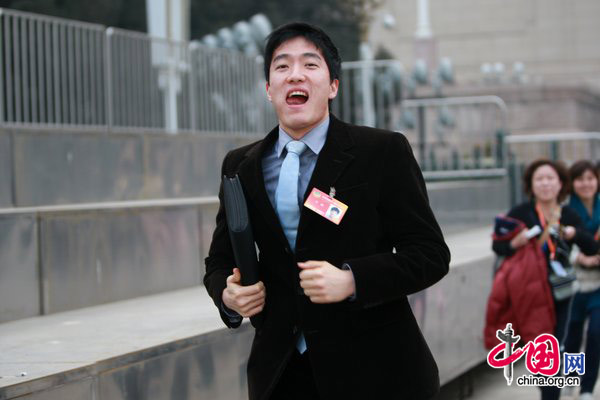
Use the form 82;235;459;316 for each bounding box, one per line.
535;204;557;259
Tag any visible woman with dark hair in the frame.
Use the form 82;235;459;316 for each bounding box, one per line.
492;159;598;400
564;160;600;400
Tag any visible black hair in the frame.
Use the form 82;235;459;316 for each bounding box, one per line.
263;22;341;84
569;159;599;195
523;158;570;202
570;159;599;182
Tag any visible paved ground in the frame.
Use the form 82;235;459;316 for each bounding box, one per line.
438;361;600;400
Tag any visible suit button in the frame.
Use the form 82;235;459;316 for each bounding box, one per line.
292;326;298;334
284;247;291;254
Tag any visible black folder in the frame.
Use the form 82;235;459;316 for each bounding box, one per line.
222;174;260;286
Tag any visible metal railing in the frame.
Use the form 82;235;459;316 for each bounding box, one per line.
0;8;276;134
0;7;511;178
332;59;404;130
506;132;600;165
0;8;106;127
332;59;509;172
401;96;508;172
189;43;275;134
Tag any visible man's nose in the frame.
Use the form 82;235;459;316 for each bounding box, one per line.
286;64;305;82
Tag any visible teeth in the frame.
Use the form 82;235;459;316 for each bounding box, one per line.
288;91;308;98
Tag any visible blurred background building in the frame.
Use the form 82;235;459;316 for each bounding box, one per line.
366;0;600;138
369;0;600;87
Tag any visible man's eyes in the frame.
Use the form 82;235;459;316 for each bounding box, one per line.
273;63;318;70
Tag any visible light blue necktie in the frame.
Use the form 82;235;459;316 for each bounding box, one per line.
275;140;308;353
276;140;307;250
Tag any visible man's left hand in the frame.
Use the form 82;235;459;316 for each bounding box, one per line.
298;260;355;303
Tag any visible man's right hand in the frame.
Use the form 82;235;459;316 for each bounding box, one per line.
222;268;266;317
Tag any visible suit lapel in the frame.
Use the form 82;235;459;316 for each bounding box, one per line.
296;116;355;247
237;127;290;252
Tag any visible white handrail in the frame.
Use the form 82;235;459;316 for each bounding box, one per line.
0;196;219;215
506;132;600;143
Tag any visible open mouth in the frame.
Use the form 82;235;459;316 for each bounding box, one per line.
286;90;308;105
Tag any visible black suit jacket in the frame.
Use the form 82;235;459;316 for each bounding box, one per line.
204;116;450;400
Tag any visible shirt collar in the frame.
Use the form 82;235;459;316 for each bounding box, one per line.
276;117;329;158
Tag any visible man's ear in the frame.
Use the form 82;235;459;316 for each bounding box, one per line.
266;82;272;102
328;79;339;100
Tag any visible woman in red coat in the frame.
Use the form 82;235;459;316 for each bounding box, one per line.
491;159;598;400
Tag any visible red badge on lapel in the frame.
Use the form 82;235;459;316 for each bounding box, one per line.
303;187;348;225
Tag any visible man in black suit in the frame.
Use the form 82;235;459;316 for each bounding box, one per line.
204;22;450;400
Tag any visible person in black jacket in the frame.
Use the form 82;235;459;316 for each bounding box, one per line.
492;159;598;400
204;22;449;400
563;160;600;400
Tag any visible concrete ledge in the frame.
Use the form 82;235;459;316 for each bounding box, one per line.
0;287;253;400
423;226;494;385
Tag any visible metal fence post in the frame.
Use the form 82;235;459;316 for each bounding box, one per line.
550;141;560;161
495;129;505;168
508;154;518;207
417;104;426;169
188;41;199;132
104;27;113;132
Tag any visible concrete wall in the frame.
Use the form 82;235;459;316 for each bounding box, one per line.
5;128;260;207
0;203;218;322
427;177;509;228
0;214;39;322
0;132;12;207
0;127;509;322
0;176;506;323
39;207;202;314
422;254;494;385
